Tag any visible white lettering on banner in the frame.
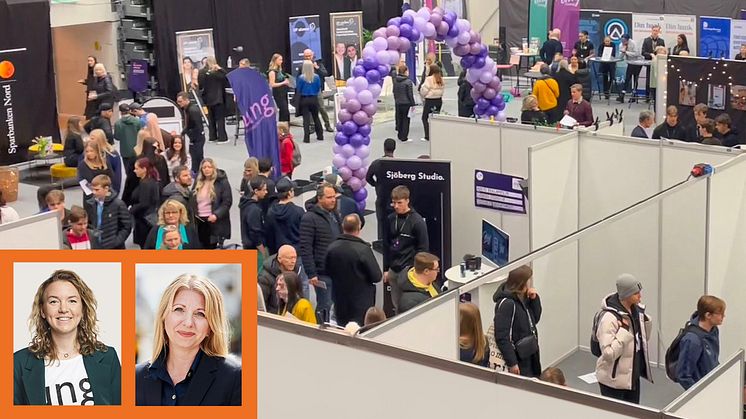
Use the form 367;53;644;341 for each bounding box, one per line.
475;185;523;199
386;170;446;182
475;192;524;206
475;199;524;212
2;84;16;155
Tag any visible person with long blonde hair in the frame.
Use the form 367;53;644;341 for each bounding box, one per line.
193;158;232;248
296;59;325;143
459;303;489;367
14;270;121;405
143;199;201;250
268;53;290;123
135;274;240;405
89;129;122;195
78;141;115;204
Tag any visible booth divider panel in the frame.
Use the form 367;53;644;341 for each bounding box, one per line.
0;211;62;249
660;146;737;189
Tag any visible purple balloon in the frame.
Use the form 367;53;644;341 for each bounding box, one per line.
437;21;450;36
363;57;377;70
349;133;364;147
358;90;374;105
362;135;371;146
369;83;382;98
387;17;401;27
490;96;501;106
353;65;367;78
354;188;368;202
376;64;389;75
347;176;363;191
447;24;460;38
479;70;493;84
366;69;381;84
356;201;366;212
338;109;352;122
355;144;370;159
399;23;412;39
353;110;371;126
353;166;368;179
409;26;421;42
347;155;363;171
473;56;486;69
342;121;358;136
483;87;497;100
466;69;480;84
453;44;470;56
457;31;471;45
362;103;377;117
497;102;506;111
332;144;342;154
456;19;471;32
386;25;400;37
430;13;443;27
423;22;436;38
341;144;355;157
335;132;349;145
416;7;431;20
358;124;372;137
388;50;400;64
376;49;390;64
461;55;475;69
470;89;481;101
336;122;344;131
362;46;376;60
413;16;426;32
343;85;357;100
373;28;387;39
401;15;414;26
338;166;353;181
352;76;367;91
387;36;400;51
496;110;507;122
488;105;500;116
443;12;456;27
472;81;486;93
398;37;412;53
333;153;346;169
346;98;362;113
476;97;490;110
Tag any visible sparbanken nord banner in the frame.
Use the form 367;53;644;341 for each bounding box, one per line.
226;68;281;180
552;0;580;57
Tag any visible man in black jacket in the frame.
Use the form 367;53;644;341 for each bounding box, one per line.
176;91;205;173
296;49;334;133
198;57;229;143
714;113;742;147
265;178;305;254
85;174;132;249
366;138;396;247
161;165;195;216
239;177;268;256
383;185;430;315
652;106;687;140
300;183;342;319
325;214;382;325
258;245;309;313
641;25;665;99
84;103;114;144
540;29;564;64
392;64;415;141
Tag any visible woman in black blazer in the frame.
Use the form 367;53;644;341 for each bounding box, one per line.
14;269;121;405
130;157;161;248
63;116;85;167
135;274;241;406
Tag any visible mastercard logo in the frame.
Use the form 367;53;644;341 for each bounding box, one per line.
0;61;15;79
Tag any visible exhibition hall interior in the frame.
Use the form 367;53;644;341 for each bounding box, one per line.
1;0;746;417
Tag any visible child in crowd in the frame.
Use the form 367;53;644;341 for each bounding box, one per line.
278;124;296;178
159;225;183;250
540;367;567;386
44;189;72;230
364;307;386;326
85;174;132;249
62;205;98;249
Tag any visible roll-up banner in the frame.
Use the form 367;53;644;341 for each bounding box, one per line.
552;0;580;57
730;19;746;59
632;14;697;56
330;11;363;81
1;48;34;165
175;29;216;92
289;15;322;70
700;16;731;59
528;0;549;46
579;10;602;53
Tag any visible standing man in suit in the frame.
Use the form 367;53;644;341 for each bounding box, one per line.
296;49;334;133
641;25;665;100
198;57;229;144
176;91;205;173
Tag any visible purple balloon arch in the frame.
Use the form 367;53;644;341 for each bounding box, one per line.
333;7;506;211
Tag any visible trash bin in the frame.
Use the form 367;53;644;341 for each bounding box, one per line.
0;166;19;203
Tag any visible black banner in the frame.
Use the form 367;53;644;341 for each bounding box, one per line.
0;0;59;165
377;159;452;316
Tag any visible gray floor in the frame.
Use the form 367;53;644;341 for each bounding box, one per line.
554;349;684;410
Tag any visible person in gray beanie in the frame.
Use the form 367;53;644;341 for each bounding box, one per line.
594;273;652;404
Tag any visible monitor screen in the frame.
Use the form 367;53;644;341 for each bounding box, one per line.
482;220;509;267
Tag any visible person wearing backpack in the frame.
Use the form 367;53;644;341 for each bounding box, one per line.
278;124;300;178
594;274;652;404
675;295;725;390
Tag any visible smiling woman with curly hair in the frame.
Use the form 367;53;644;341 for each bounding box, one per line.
13;270;121;405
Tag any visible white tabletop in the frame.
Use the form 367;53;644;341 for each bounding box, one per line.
445;260;505;285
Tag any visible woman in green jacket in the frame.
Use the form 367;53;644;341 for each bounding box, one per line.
14;269;121;405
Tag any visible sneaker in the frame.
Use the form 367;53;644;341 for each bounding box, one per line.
325;126;335;133
401;138;413;142
420;137;428;142
216;138;229;144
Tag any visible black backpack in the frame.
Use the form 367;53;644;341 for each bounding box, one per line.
590;309;623;357
665;319;708;382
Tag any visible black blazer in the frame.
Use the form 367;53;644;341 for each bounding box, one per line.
135;354;241;406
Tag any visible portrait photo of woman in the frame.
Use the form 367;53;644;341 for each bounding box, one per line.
13;268;121;406
135;270;241;406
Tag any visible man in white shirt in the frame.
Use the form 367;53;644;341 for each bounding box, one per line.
617;34;644;103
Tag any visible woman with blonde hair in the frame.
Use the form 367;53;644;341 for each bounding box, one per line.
63;116;85;167
240;156;259;196
520;95;547;125
419;64;444;141
89;128;122;195
78;141;115;204
193;158;232;249
296;60;325;143
135;274;241;405
143;199;201;250
459;303;489;367
87;62;115;113
268;53;290;124
14;270;121;405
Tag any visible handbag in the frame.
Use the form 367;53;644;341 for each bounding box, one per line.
514;298;539;360
485;298;511;371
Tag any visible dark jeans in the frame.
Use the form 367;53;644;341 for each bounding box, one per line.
207;103;228;141
621;64;643;96
195;216;217;249
422;98;443;140
599;381;640;404
300;96;323;142
315;274;333;322
188;133;205;174
395;104;411;140
599;63;616;94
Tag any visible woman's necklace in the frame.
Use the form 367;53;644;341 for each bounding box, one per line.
62;352;70;359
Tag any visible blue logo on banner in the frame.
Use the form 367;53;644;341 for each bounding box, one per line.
604;18;628;42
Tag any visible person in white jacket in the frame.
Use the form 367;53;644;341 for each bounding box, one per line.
595;274;652;404
418;65;445;142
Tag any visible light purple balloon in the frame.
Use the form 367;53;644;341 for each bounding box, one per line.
496;110;507;122
338;109;352;122
353;110;370;125
362;103;378;117
413;16;426;32
432;6;444;15
470;89;481;101
373;37;388;51
398;37;412;53
348;176;363;192
386;25;400;37
470;42;483;55
341;144;355;157
363;46;376;60
347;155;363;171
387;36;400;51
353;76;368;92
338;166;353;181
423;22;436;38
388;50;400;64
403;9;417;19
353;166;368;179
472;81;486;93
453;44;470;56
346;98;362;113
445;37;459;48
358;90;374;105
333;153;346;169
373;28;387;39
437;21;449;36
369;83;382;98
466;69;480;83
457;30;471;45
456;19;471;32
355;144;370;159
416;7;431;20
479;69;493;84
376;49;390;64
430;13;443;27
343;86;357;100
483;87;497;100
488;78;501;90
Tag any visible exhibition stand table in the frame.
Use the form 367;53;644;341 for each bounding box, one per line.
513;52;541;90
445;260;505;309
588;56;623;104
623;59;653;108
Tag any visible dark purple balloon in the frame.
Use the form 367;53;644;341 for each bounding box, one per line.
354;188;368;202
476;97;490;110
363;57;377;70
486;105;499;116
498;102;506;111
443;13;455;27
473;56;486;69
342;121;358;136
336;122;344;132
358;124;372;137
479;45;489;57
362;136;371;145
366;69;381;84
399;23;413;39
353;65;366;77
388;17;401;27
349;133;364;147
377;64;390;76
447;25;459;38
461;55;475;68
490;97;502;106
473;105;482;116
401;15;414;26
356;201;366;213
335;132;349;145
409;27;421;42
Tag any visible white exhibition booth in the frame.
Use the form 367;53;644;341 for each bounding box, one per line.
0;211;62;249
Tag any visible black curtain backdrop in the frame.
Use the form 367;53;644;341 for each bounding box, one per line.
153;0;378;99
0;0;59;165
362;0;403;30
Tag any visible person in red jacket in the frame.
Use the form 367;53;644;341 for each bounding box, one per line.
278;125;295;178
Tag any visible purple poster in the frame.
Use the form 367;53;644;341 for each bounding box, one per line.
226;67;281;179
474;170;526;214
127;59;149;93
552;0;580;57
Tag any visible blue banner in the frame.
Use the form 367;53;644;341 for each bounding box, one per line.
226;68;281;180
289;15;322;68
474;170;526;214
579;10;602;55
700;17;732;59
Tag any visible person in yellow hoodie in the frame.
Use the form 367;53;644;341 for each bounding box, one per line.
532;64;560;124
276;271;317;324
397;252;440;313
